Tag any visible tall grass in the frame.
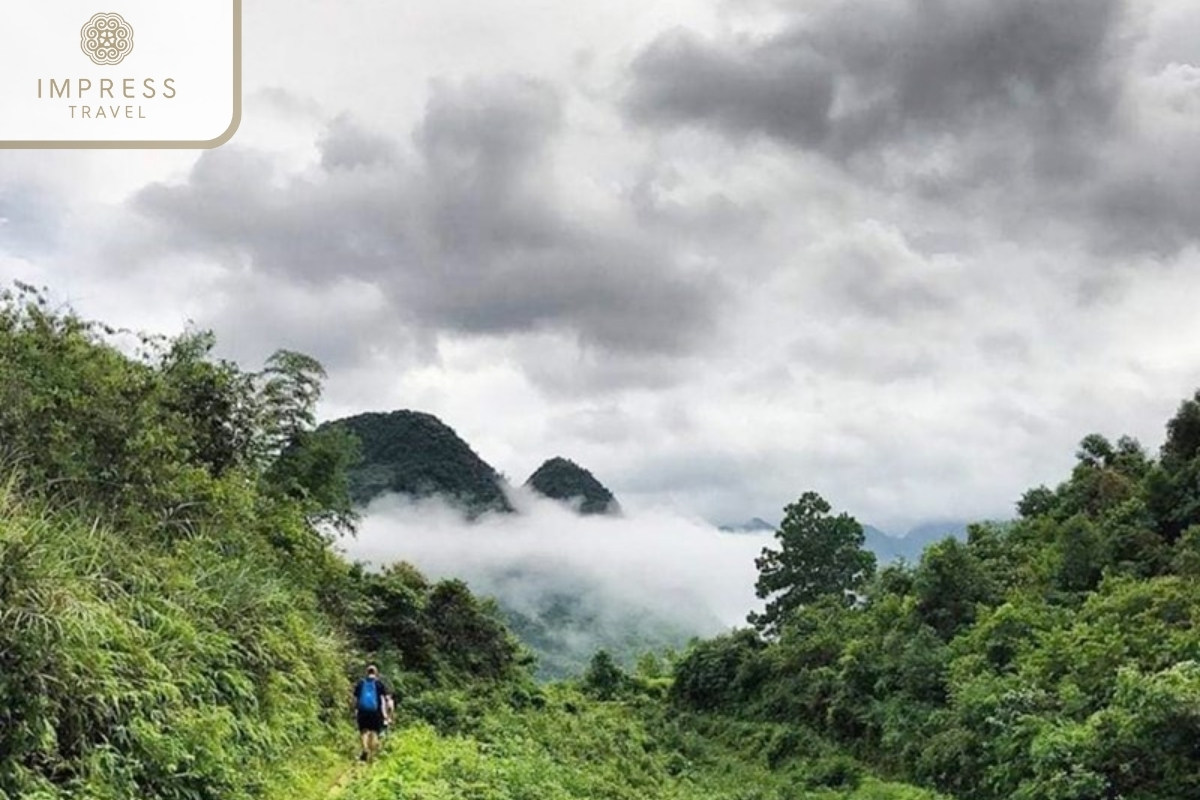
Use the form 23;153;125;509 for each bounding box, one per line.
0;477;350;800
339;685;949;800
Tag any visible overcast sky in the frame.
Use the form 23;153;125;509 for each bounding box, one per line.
3;0;1200;532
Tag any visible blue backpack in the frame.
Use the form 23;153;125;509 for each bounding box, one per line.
357;677;380;713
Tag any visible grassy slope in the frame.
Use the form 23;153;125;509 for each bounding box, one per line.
0;483;349;800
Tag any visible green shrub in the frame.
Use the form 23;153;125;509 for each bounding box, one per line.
802;754;864;790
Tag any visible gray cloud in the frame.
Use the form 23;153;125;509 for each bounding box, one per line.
123;75;725;372
8;0;1200;538
623;0;1200;260
626;28;836;148
1088;149;1200;257
318;114;400;171
628;0;1127;158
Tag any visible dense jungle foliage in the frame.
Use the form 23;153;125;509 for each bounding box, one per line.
671;405;1200;800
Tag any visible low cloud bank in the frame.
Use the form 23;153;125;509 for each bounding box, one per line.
336;487;770;636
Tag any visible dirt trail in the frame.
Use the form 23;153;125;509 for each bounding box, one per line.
324;762;362;799
325;735;394;798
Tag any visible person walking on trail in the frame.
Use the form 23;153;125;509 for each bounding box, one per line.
352;665;393;762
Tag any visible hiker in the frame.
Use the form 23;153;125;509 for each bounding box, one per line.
351;664;393;762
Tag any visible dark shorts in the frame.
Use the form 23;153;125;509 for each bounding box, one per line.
357;709;385;733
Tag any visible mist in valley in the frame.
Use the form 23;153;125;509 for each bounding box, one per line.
337;486;771;675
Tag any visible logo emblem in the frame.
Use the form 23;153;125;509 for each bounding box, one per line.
81;13;134;65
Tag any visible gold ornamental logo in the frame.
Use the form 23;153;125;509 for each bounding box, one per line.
81;13;134;66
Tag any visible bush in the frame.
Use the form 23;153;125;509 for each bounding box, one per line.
801;754;864;790
671;629;767;711
583;650;629;700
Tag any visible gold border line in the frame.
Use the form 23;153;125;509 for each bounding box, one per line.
0;0;242;149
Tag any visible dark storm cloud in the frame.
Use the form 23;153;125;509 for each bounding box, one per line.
625;28;836;147
126;76;723;368
623;0;1200;260
1088;154;1200;258
819;235;955;322
627;0;1126;158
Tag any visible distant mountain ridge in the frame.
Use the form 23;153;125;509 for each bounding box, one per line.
719;517;775;533
723;517;971;564
327;406;973;676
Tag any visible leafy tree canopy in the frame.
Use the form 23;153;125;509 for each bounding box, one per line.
749;491;877;636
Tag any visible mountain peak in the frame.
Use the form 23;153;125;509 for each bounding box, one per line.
525;457;620;516
323;409;513;516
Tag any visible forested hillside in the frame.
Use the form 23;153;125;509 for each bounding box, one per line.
0;284;358;798
322;410;513;516
491;565;703;681
671;414;1200;799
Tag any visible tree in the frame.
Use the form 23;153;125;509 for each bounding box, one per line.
1076;433;1115;468
1017;486;1057;519
1161;390;1200;469
253;349;327;466
157;329;259;477
1146;391;1200;543
263;426;361;535
913;538;997;639
425;579;529;681
670;629;767;710
749;491;876;636
582;650;628;700
1173;525;1200;577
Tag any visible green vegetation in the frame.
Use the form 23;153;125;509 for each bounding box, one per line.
350;562;535;685
672;399;1200;800
497;574;701;682
323;410;513;516
749;491;877;636
0;284;355;799
524;456;620;515
340;683;947;800
0;285;524;799
6;279;1199;800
